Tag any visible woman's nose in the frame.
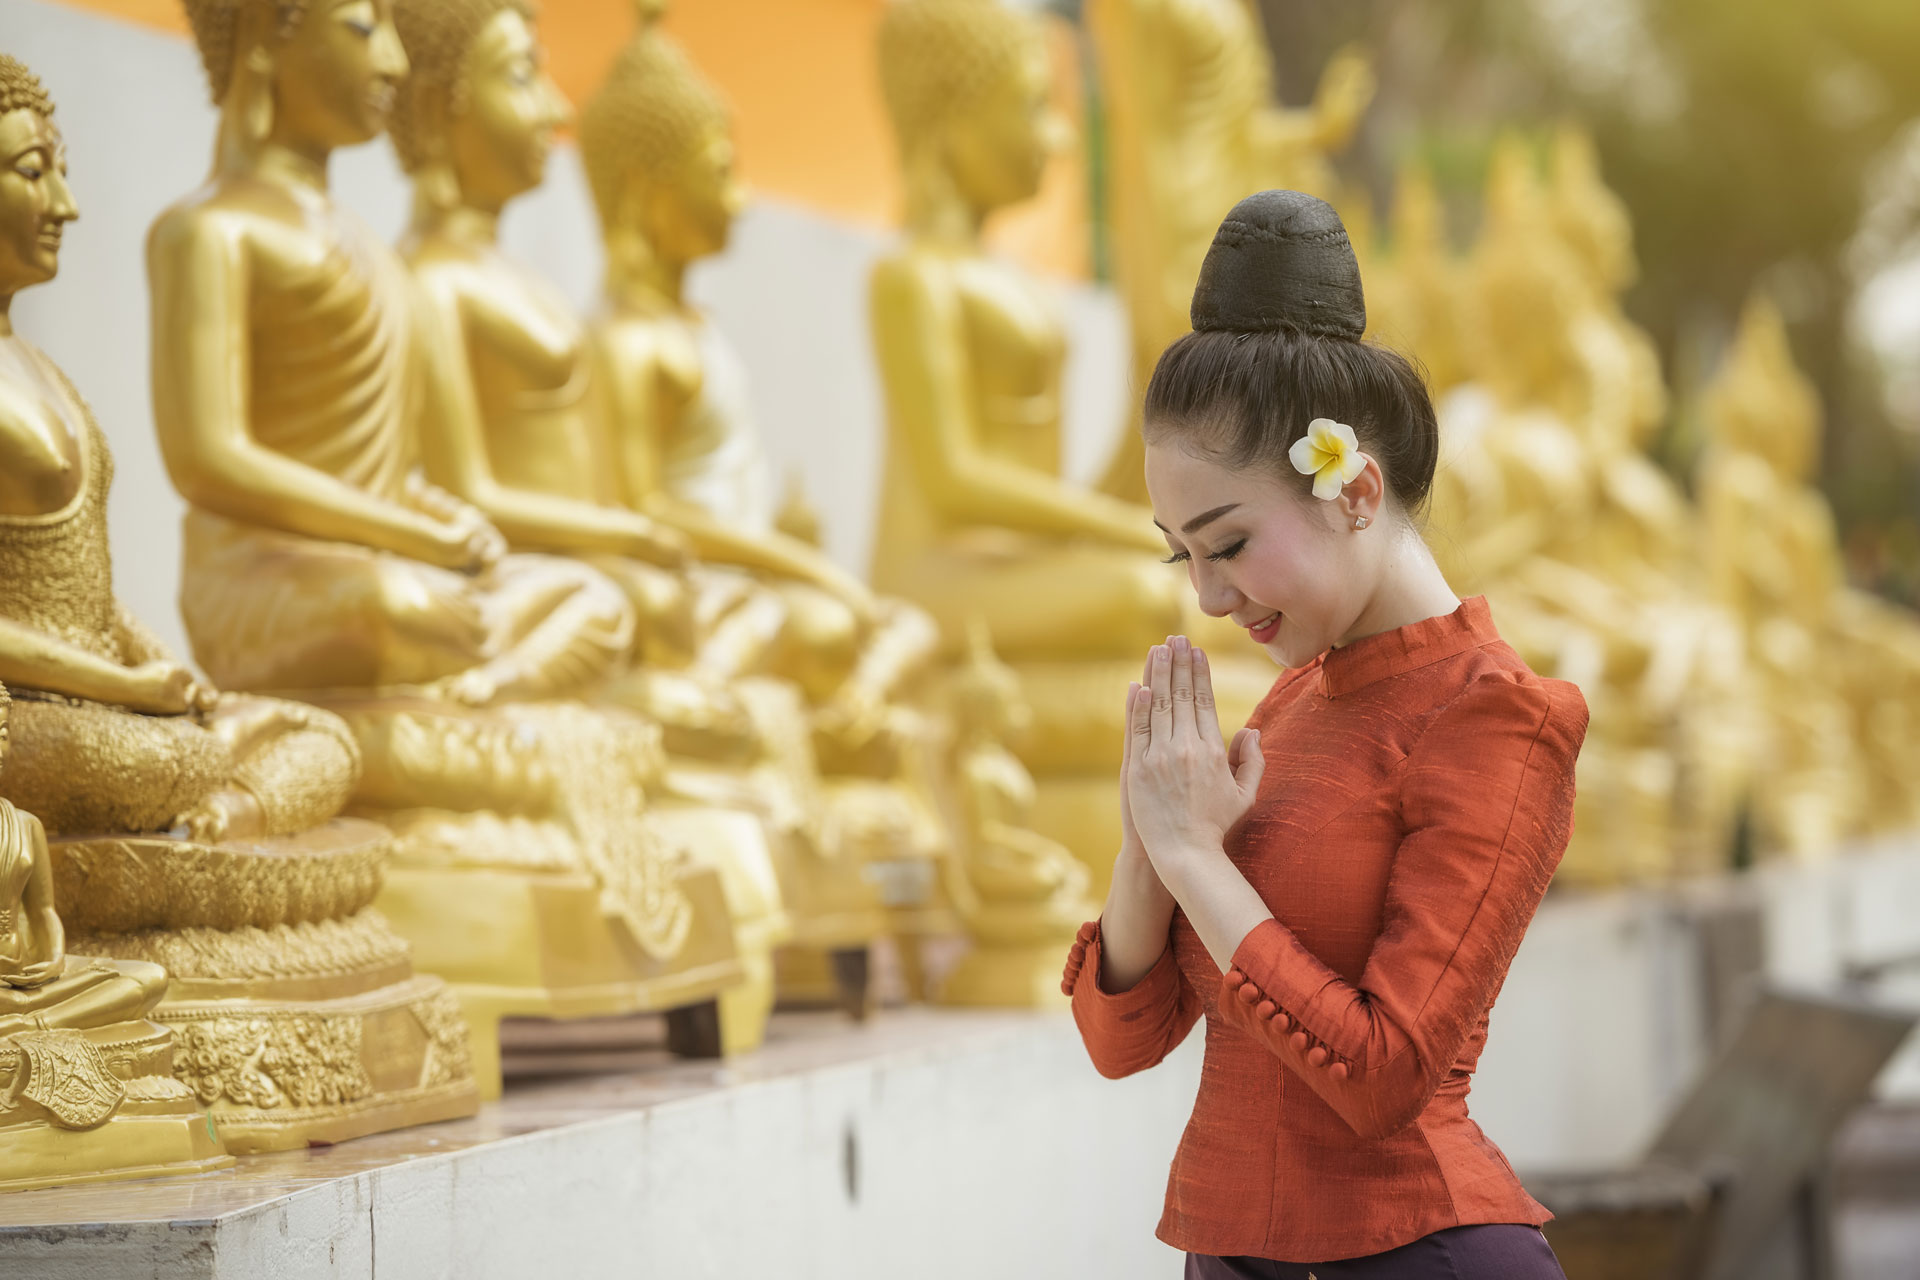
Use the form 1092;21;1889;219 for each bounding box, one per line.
1190;564;1243;619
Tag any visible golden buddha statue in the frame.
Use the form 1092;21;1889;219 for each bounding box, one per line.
1;51;475;1150
150;0;744;1091
1697;295;1881;858
579;1;942;757
0;685;231;1190
1430;134;1750;882
870;0;1272;894
1367;162;1472;396
935;624;1091;1007
383;0;864;1050
1086;0;1374;504
580;0;962;996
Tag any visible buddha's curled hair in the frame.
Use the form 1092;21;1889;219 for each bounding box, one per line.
179;0;313;102
0;54;55;118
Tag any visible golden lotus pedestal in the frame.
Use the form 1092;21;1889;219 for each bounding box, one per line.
936;890;1086;1010
770;774;959;1014
378;861;742;1097
646;802;793;1057
328;697;768;1098
49;820;480;1155
937;943;1073;1009
0;1019;233;1193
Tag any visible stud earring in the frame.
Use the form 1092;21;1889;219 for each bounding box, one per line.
1353;516;1369;530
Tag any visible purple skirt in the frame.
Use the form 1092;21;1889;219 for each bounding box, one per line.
1185;1224;1567;1280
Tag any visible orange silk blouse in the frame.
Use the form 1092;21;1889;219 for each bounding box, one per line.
1062;595;1589;1262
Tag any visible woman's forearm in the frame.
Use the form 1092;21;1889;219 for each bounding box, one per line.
1157;845;1274;973
1095;848;1179;991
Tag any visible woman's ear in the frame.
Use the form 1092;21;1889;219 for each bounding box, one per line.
1337;453;1385;529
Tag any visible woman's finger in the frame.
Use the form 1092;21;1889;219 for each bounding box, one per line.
1170;636;1197;738
1192;646;1223;745
1131;677;1155;752
1147;644;1173;745
1122;681;1140;774
1231;726;1266;796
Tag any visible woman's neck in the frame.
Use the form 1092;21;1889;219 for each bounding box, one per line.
1335;523;1462;648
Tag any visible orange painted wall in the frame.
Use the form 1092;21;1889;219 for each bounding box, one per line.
47;0;1091;277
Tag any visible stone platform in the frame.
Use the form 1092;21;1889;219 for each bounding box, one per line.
0;1009;1198;1279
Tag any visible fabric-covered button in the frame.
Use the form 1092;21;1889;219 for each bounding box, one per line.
1236;981;1260;1005
1329;1062;1349;1081
1290;1030;1309;1052
1225;968;1246;987
1273;1011;1293;1032
1307;1046;1329;1067
1255;1000;1277;1021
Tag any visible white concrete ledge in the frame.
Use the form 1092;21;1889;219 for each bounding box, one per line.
0;1010;1197;1280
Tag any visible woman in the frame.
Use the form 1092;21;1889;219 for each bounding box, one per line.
1063;190;1587;1278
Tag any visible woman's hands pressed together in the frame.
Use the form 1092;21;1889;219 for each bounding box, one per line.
1117;635;1276;972
1126;637;1265;878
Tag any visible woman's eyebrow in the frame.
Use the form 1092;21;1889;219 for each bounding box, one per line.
1179;503;1241;535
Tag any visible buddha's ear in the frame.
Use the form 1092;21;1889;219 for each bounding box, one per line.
239;45;276;145
222;0;283;146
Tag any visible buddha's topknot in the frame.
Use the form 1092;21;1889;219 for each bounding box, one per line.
179;0;313;102
0;55;55;118
877;0;1040;152
579;1;728;228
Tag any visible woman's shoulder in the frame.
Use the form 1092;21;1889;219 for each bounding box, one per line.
1416;649;1590;777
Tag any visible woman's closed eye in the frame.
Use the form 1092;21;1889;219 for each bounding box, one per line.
1161;538;1246;565
1205;539;1247;563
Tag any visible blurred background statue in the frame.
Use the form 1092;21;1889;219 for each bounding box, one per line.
870;0;1270;896
936;623;1093;1007
1400;133;1750;883
1087;0;1374;505
582;0;958;1005
1694;294;1920;856
1;50;476;1149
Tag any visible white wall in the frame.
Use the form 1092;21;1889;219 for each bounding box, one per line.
5;0;1130;665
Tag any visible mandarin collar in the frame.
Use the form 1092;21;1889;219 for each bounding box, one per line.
1315;596;1497;698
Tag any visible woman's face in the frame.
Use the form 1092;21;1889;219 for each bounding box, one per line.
0;107;75;294
1145;439;1376;669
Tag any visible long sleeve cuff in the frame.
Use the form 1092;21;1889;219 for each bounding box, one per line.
1220;917;1355;1081
1063;920;1182;1026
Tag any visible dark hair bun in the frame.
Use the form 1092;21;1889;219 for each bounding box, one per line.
1190;190;1367;340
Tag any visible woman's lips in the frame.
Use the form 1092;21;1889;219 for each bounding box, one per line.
1248;613;1281;644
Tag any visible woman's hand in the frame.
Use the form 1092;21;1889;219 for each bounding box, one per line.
1126;637;1265;887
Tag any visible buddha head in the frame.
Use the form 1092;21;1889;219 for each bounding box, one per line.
580;1;741;269
1549;125;1636;300
1702;294;1820;482
1471;136;1587;406
878;0;1065;227
389;0;569;214
0;56;74;300
953;619;1027;747
180;0;409;159
1389;161;1446;268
